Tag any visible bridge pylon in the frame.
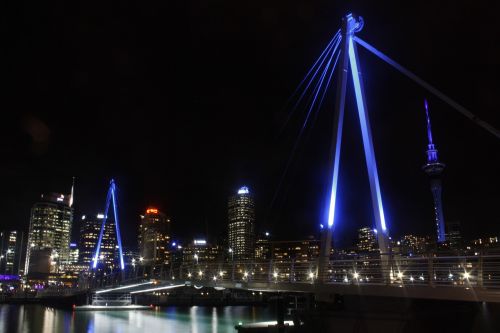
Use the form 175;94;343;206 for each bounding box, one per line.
319;13;391;283
92;179;125;272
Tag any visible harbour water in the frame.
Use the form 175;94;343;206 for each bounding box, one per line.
0;304;277;333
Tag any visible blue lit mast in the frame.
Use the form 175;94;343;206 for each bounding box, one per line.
422;100;446;243
92;179;125;270
319;13;390;279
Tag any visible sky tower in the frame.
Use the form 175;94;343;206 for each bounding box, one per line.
422;100;446;243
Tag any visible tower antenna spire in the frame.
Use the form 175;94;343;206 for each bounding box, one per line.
69;176;75;208
424;99;434;146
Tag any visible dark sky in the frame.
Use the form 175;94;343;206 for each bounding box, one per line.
3;1;500;249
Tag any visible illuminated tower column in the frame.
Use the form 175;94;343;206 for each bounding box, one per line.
92;179;125;270
422;100;446;243
319;13;390;281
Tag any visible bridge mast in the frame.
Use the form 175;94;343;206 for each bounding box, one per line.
319;13;390;282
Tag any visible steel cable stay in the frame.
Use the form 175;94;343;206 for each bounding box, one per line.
353;36;500;140
268;41;342;215
277;31;342;136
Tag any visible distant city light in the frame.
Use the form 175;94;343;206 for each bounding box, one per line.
194;240;206;245
81;215;86;220
237;186;249;194
265;232;270;237
172;242;177;247
97;214;105;219
146;208;158;214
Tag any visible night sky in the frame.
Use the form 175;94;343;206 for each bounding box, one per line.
3;1;500;249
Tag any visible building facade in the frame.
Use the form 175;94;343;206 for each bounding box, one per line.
182;239;222;265
0;231;24;275
228;186;255;261
78;215;101;267
139;208;171;267
79;214;119;272
255;232;271;261
25;193;73;275
357;227;378;253
270;238;320;263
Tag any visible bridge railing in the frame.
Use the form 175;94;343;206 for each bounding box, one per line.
147;254;500;290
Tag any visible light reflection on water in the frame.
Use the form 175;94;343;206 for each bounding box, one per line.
0;305;274;333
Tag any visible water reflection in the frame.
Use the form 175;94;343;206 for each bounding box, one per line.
0;305;274;333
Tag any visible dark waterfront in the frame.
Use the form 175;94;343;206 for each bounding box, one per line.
0;305;277;333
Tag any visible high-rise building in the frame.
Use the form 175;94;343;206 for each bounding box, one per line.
228;186;255;261
78;215;101;267
357;227;378;253
445;220;462;250
95;214;118;271
139;208;171;267
79;213;119;271
422;100;446;243
0;231;24;275
25;193;73;275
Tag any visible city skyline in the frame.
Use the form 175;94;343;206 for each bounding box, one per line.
2;2;500;250
2;3;500;332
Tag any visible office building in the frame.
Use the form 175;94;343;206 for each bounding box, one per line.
271;238;320;263
357;227;378;253
0;231;24;275
25;193;73;276
228;186;255;261
139;208;171;267
78;215;101;267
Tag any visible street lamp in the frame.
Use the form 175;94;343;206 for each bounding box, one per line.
228;248;233;262
194;254;199;264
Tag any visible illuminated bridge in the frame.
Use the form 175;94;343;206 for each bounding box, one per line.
94;254;500;304
91;13;500;308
